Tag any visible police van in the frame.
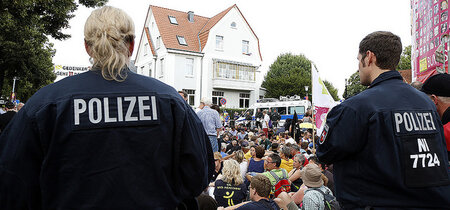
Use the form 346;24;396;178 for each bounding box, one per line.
237;96;311;127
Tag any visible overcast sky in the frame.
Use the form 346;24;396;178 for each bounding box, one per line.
51;0;412;97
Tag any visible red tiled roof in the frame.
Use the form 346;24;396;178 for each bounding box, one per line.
198;5;235;51
144;27;156;55
147;4;262;61
150;5;209;53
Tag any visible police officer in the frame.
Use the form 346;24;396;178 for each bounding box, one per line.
317;31;450;209
0;6;213;209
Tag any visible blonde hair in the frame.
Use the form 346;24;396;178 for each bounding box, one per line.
234;150;245;163
221;159;243;186
84;6;135;81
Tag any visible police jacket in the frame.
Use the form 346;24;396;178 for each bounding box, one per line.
0;69;214;209
317;71;450;209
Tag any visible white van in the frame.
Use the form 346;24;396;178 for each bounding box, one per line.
236;99;311;127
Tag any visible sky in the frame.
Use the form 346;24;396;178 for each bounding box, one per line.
51;0;412;97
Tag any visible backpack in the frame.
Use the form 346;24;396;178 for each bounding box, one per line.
269;170;291;198
303;188;340;210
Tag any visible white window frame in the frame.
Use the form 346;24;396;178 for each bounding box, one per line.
212;91;224;106
156;36;161;49
216;35;224;50
242;40;249;55
177;35;187;46
239;93;250;108
186;58;194;77
169;16;178;25
183;89;196;106
144;43;148;56
159;58;164;78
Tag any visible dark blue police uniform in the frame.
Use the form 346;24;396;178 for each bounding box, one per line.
317;71;450;209
0;69;214;209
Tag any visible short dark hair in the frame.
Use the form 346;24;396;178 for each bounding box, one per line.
255;146;265;159
178;90;187;98
250;174;272;198
269;153;282;167
309;156;325;170
359;31;402;70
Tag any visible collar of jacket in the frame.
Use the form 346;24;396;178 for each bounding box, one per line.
368;70;403;89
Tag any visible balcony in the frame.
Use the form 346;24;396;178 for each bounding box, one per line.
212;60;257;91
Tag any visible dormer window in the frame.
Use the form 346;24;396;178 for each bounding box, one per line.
177;35;187;46
169;16;178;25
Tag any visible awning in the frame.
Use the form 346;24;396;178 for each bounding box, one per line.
416;69;437;83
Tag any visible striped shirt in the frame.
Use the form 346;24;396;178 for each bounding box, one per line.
196;106;222;136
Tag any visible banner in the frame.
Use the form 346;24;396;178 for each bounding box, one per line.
411;0;449;82
311;64;336;134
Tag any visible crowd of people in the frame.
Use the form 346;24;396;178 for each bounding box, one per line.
1;5;449;210
190;98;336;209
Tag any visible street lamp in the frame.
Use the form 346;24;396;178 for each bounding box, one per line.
305;86;309;101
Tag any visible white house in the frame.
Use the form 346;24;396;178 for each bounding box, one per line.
134;4;263;108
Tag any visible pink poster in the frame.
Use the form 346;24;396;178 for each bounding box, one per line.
412;0;449;82
314;106;329;131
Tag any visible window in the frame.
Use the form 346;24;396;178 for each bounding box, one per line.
177;36;187;46
231;22;237;28
183;89;195;106
212;91;224;106
273;107;287;115
160;58;164;77
144;43;148;55
242;40;249;54
239;93;250;108
148;63;152;77
288;106;305;115
169;16;178;25
214;61;256;81
216;35;223;50
156;36;161;49
186;58;194;76
141;66;145;75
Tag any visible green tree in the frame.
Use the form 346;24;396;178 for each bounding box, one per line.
261;53;312;99
397;45;411;70
0;0;107;102
323;80;340;101
343;71;367;99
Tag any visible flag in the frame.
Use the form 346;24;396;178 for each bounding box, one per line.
290;111;298;139
312;64;336;134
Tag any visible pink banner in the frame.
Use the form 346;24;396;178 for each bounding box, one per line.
314;106;329;131
412;0;449;81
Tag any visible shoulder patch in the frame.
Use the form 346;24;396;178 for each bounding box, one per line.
319;123;329;144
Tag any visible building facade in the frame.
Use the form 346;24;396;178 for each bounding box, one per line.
134;4;263;108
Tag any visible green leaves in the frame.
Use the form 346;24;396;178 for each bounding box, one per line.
397;45;411;71
261;53;312;99
343;71;367;99
0;0;107;101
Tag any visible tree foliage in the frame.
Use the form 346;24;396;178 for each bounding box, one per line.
343;71;367;99
0;0;107;102
397;45;412;70
261;53;312;99
323;80;340;101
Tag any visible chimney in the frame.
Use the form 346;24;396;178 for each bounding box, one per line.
188;11;194;22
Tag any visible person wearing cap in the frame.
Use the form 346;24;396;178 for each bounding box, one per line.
317;31;450;209
421;73;450;159
0;101;16;132
301;163;334;210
